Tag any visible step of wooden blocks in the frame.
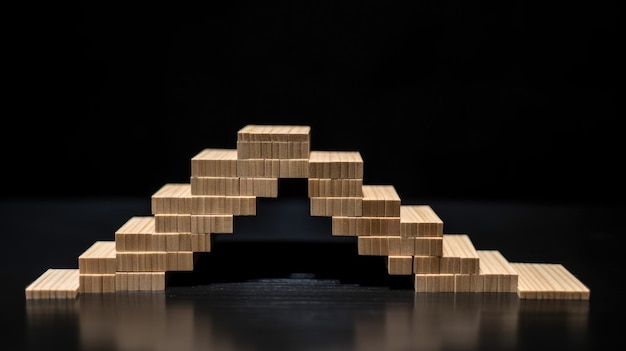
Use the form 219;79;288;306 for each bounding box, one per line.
25;269;80;299
25;124;590;300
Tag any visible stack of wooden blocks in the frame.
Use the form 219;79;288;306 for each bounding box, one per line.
25;125;590;300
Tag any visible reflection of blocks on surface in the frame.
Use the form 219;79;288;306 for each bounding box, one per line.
24;124;591;300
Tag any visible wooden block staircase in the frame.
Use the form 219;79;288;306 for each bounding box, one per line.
25;125;590;300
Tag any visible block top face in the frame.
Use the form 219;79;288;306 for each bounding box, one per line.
477;250;518;275
309;150;363;163
78;241;116;259
442;234;479;258
191;148;238;161
151;183;192;198
237;125;311;142
115;216;155;234
400;205;443;224
362;185;400;201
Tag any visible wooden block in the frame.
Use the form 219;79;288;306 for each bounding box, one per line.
154;214;191;233
331;216;400;236
440;234;480;274
387;256;413;275
190;214;234;234
237;159;278;177
115;216;155;252
400;205;444;237
78;241;116;274
237;125;311;142
79;274;115;293
414;237;443;256
116;252;168;272
190;233;212;252
387;236;416;256
308;178;363;197
477;250;518;293
413;256;440;274
362;185;401;217
310;197;362;217
239;177;278;197
190;148;238;177
308;151;364;179
413;274;455;293
190;176;240;196
279;159;309;178
151;183;192;214
25;268;80;299
191;195;256;215
237;141;310;159
115;272;166;291
511;263;590;300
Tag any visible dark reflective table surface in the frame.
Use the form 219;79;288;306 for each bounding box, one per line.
2;197;621;350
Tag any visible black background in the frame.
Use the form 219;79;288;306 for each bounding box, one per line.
5;1;621;204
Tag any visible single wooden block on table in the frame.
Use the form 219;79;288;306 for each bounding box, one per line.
25;268;80;299
511;263;590;300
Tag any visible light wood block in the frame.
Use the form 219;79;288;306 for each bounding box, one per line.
400;205;444;237
191;195;256;215
477;250;518;293
25;269;80;299
387;256;413;275
115;216;155;252
116;252;168;272
79;241;116;274
115;272;166;291
511;263;590;300
332;216;400;236
237;125;311;142
362;185;401;217
151;183;192;214
190;176;240;196
190;148;238;177
154;214;191;233
237;141;310;159
308;178;363;197
190;233;212;252
308;151;364;179
279;159;309;178
310;197;362;217
413;274;456;293
440;234;480;274
237;159;280;178
79;274;115;293
239;177;278;197
357;236;389;256
191;214;234;234
413;256;441;274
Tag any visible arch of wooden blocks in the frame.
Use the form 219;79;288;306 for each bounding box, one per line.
25;125;590;300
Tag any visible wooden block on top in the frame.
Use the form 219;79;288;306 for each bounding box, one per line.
237;125;311;142
400;205;443;237
308;151;364;179
115;216;155;252
190;148;238;177
440;234;480;274
25;268;80;299
362;185;401;217
151;183;192;214
511;263;590;300
477;250;518;293
79;241;116;274
236;141;310;159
